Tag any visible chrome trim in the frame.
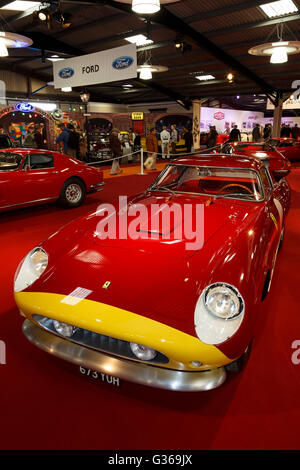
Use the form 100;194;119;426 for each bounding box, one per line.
0;196;57;210
22;320;227;392
89;182;105;192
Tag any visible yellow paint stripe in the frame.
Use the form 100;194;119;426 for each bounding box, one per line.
15;291;230;369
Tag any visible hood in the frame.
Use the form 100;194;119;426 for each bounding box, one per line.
92;192;259;259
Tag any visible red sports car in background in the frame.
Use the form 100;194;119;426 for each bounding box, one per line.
15;154;290;391
220;141;292;177
267;138;300;162
0;148;104;212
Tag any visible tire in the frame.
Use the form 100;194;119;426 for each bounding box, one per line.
225;343;252;373
59;177;86;208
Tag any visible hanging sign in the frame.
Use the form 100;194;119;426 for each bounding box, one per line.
267;98;300;110
132;112;144;120
15;102;35;112
53;44;137;89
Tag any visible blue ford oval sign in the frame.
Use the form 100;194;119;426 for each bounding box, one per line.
15;102;34;113
112;56;134;70
59;67;74;79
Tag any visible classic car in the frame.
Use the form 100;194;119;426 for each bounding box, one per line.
0;148;104;212
14;154;290;391
267;137;300;161
220;141;292;178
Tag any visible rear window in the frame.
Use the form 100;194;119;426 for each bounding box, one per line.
0;152;22;171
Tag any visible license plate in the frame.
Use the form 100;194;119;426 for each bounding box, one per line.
79;366;121;387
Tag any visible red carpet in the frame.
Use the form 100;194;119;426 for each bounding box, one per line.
0;168;300;450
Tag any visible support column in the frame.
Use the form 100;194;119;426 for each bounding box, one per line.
192;99;202;151
273;97;284;138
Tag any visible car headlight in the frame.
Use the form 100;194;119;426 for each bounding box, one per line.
53;320;74;338
130;342;157;361
205;284;241;320
194;283;244;345
14;247;48;293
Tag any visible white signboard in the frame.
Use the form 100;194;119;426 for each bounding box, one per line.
200;107;264;133
267;98;300;110
53;44;137;89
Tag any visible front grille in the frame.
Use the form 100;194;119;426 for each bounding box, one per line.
33;315;169;365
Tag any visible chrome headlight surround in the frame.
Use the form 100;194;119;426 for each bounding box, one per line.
14;247;48;293
194;282;245;345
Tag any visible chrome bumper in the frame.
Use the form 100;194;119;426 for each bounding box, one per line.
89;182;105;192
22;320;227;392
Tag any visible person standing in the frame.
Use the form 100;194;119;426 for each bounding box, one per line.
66;123;80;158
34;124;44;149
170;124;178;155
56;123;69;154
207;126;218;148
145;128;158;170
264;124;272;140
109;128;123;175
23;126;37;149
229;125;241;142
160;126;170;158
252;123;261;142
183;127;193;153
292;123;300;141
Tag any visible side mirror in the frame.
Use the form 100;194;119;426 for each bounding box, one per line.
24;164;30;172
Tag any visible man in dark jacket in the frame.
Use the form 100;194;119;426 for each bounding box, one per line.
229;125;241;142
109;128;123;175
292;123;300;141
252;123;261;142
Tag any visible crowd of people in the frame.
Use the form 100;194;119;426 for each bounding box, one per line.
52;120;300;176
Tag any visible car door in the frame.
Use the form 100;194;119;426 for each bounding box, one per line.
0;152;26;209
13;153;60;205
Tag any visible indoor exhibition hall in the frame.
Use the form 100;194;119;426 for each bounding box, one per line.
0;0;300;454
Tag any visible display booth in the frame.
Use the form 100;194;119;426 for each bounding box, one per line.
0;104;56;149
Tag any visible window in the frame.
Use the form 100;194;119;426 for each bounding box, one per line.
0;152;22;171
29;153;54;170
0;135;12;148
150;165;264;201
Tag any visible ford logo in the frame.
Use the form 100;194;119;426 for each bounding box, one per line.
59;67;74;79
112;56;134;70
15;102;34;113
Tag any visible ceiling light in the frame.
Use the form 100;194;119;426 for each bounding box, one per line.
270;45;288;63
61;87;72;92
132;0;160;14
125;34;153;46
0;31;32;58
47;55;64;62
195;74;215;81
259;1;298;18
137;64;168;80
227;72;234;82
0;1;41;11
249;40;300;63
122;84;133;88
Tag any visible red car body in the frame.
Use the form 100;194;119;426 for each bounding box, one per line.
267;137;300;161
0;148;104;212
14;154;290;391
219;141;292;174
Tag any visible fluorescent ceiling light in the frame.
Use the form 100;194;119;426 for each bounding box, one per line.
1;1;41;11
125;34;153;46
47;55;64;62
195;74;215;81
259;0;298;18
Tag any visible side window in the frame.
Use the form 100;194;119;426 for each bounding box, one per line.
29;153;54;170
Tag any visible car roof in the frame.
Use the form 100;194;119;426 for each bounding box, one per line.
173;154;263;171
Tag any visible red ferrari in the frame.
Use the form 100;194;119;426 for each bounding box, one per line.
0;148;104;212
14;154;290;391
267;138;300;162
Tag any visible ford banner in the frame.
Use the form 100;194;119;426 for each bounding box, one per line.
53;44;137;88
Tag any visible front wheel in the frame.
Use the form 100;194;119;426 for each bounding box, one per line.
59;178;86;208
